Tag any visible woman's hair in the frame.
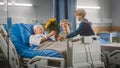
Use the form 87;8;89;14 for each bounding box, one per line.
60;19;71;27
83;18;92;25
74;9;86;18
33;24;43;30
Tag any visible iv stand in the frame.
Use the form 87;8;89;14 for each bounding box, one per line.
4;0;12;68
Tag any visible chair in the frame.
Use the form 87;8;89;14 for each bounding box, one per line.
0;24;65;68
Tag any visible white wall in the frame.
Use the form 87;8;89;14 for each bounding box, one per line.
0;0;53;24
1;0;115;26
77;0;112;26
111;0;120;26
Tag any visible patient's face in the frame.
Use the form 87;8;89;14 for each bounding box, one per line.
34;26;44;34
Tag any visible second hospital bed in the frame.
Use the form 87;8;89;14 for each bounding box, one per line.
99;32;120;68
0;23;105;68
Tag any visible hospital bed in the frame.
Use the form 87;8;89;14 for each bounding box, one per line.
0;23;105;68
99;32;120;68
0;24;65;68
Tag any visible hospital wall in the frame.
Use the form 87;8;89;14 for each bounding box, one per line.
0;0;120;33
90;0;112;34
111;0;120;32
0;0;53;24
77;0;112;34
92;0;120;34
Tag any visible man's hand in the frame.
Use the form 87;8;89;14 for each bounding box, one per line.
49;30;57;36
41;30;57;43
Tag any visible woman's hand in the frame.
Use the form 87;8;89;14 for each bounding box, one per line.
57;36;66;40
45;30;56;39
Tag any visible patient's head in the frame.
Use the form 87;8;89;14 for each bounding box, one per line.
33;25;44;35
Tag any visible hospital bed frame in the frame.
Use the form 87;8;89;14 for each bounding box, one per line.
108;50;120;65
0;24;105;68
67;36;105;68
101;44;120;68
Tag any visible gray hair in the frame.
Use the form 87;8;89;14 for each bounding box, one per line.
33;25;43;30
60;19;71;27
74;9;86;18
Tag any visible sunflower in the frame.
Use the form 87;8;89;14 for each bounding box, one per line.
45;21;51;29
45;18;59;33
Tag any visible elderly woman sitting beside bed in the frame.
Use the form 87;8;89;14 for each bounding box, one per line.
59;19;71;42
29;24;67;58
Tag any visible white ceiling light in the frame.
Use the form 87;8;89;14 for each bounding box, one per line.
0;2;32;7
14;3;32;6
0;2;4;5
11;0;15;5
77;6;100;9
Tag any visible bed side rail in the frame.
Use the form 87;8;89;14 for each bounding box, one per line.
66;36;104;68
27;56;65;68
0;25;7;36
68;36;100;43
108;50;120;64
0;34;20;68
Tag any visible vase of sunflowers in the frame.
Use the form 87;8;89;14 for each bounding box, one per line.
45;18;59;41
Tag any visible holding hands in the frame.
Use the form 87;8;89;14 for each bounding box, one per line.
49;30;67;41
57;36;66;40
49;30;57;36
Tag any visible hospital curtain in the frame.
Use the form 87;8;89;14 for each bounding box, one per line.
53;0;76;31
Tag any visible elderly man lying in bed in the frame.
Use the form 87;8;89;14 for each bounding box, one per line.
29;25;67;58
